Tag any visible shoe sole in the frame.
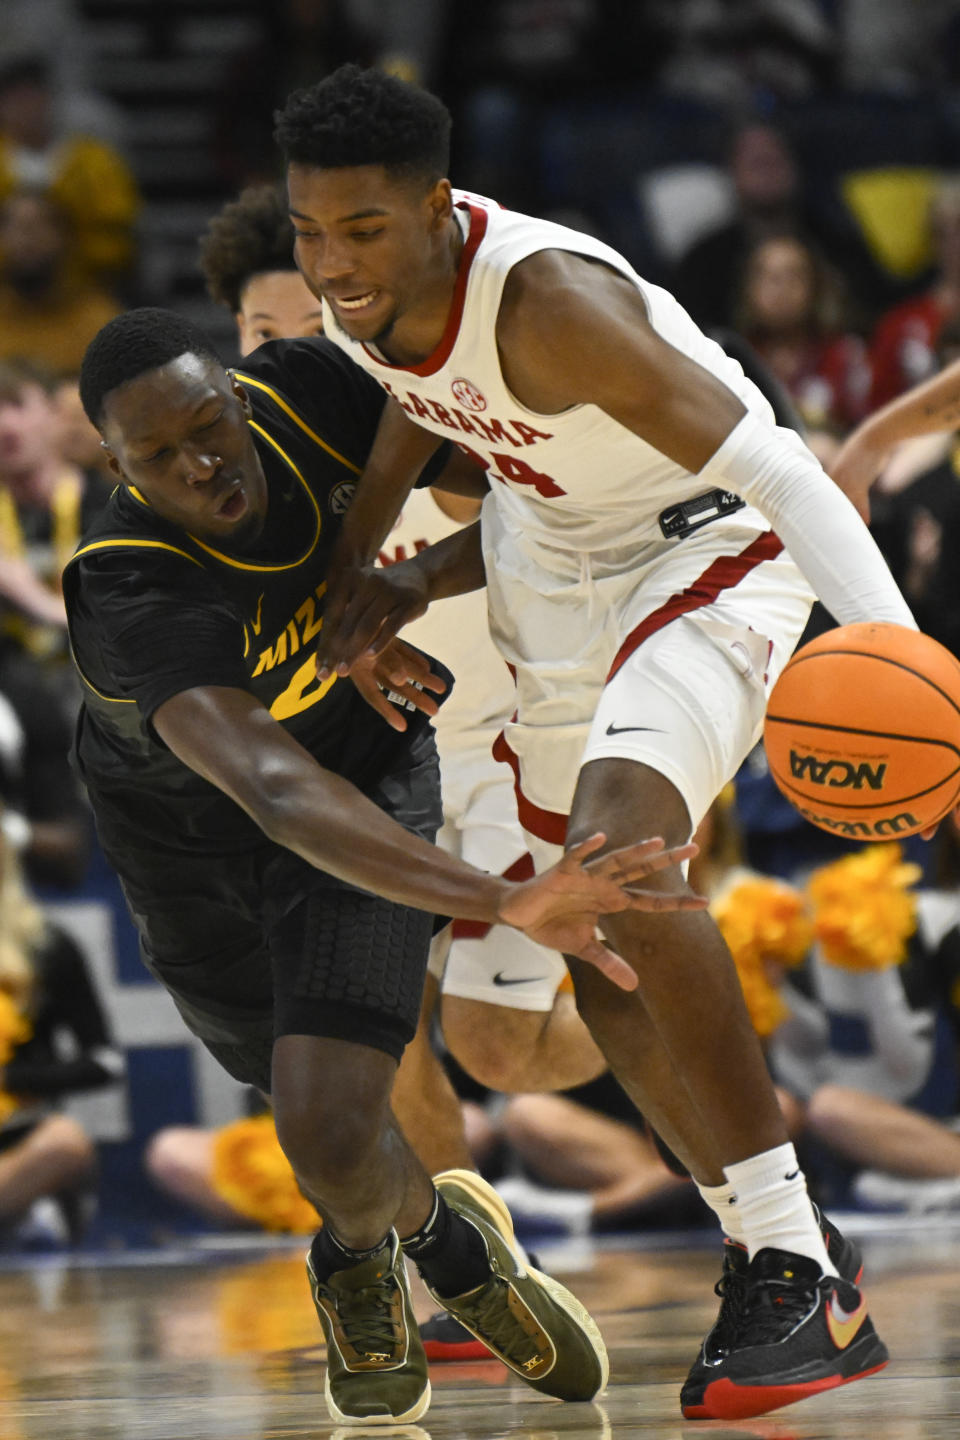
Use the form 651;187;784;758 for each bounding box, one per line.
433;1168;610;1399
683;1332;889;1420
323;1369;431;1427
308;1249;431;1427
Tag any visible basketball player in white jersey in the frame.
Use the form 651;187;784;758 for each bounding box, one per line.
274;65;912;1420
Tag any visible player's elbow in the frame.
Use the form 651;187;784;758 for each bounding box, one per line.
234;760;316;849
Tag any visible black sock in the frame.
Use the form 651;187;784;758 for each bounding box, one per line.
309;1225;391;1284
400;1191;490;1298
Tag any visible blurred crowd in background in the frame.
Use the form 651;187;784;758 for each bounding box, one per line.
3;0;960;1252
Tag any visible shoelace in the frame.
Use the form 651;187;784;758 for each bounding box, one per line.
710;1269;749;1354
462;1278;541;1365
332;1278;402;1358
736;1274;821;1348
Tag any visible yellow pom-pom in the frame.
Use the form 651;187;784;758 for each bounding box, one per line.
712;875;813;1036
211;1115;321;1234
806;843;920;972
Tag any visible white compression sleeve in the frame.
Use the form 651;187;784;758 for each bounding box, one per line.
700;411;916;629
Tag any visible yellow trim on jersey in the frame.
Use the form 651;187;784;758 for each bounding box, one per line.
128;485;151;508
66;537;204;702
67;537;204;568
185;422;322;573
235;373;362;475
72;656;137;705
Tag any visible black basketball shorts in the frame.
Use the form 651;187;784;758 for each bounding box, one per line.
109;730;443;1091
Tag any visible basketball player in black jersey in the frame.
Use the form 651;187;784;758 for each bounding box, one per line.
67;307;703;1426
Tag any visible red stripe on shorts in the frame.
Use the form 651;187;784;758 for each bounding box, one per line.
605;530;783;683
452;851;536;941
492;730;569;847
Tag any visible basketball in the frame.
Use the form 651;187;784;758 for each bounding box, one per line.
763;623;960;840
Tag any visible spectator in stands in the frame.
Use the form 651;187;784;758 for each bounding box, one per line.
673;120;880;333
735;233;870;461
0;54;138;290
0;359;111;627
214;2;374;190
869;176;960;411
52;376;116;488
0;190;120;377
0;819;120;1244
0;646;90;891
442;2;658;212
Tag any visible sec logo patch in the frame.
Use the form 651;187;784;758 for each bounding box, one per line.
329;481;356;515
451;377;486;412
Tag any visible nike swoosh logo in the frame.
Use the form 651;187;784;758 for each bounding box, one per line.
605;723;664;736
826;1291;868;1350
785;1169;800;1180
493;972;547;986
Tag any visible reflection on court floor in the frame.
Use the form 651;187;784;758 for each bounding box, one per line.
2;1217;959;1439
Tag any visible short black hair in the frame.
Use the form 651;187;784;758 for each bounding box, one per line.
199;184;297;311
79;308;222;429
275;63;451;186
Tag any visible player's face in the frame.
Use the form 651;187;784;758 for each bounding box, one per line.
236;269;325;355
287;162;450;343
100;355;269;548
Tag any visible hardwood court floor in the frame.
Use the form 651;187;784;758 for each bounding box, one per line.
0;1215;957;1439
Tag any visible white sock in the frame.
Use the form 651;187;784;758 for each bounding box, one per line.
724;1143;837;1275
696;1180;747;1246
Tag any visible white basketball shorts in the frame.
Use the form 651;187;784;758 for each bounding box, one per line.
482;507;815;864
427;742;568;1011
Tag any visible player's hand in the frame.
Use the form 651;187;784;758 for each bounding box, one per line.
318;561;430;680
348;637;447;732
496;833;707;990
829;433;889;523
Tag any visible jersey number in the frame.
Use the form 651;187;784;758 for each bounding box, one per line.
456;443;565;498
270;654;336;721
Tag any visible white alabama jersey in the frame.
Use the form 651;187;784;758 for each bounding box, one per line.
378;487;515;750
323;189;775;557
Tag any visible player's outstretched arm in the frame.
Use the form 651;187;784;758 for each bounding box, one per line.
830;358;960;521
152;684;705;976
317;520;486;679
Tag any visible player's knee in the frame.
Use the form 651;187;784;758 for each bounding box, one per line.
805;1084;861;1142
500;1094;568;1150
273;1090;385;1190
444;1006;545;1092
37;1115;95;1182
144;1127;199;1189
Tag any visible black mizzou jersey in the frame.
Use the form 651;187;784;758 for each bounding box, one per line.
64;337;450;855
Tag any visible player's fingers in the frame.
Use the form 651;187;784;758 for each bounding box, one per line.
586;838;697;883
380;642;448;695
576;937;638;991
564;833;667;871
622;888;710;912
349;671;408;732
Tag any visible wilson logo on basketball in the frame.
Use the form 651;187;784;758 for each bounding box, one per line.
797;807;919;838
789;752;887;790
451;377;487;411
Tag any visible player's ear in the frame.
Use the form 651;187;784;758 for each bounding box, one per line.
229;374;253;418
425;178;452;231
100;440;123;480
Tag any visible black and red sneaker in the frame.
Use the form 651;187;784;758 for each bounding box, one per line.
681;1205;863;1416
682;1247;888;1420
419;1311;491;1362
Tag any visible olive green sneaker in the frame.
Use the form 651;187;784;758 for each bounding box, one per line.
427;1169;609;1402
307;1230;430;1426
